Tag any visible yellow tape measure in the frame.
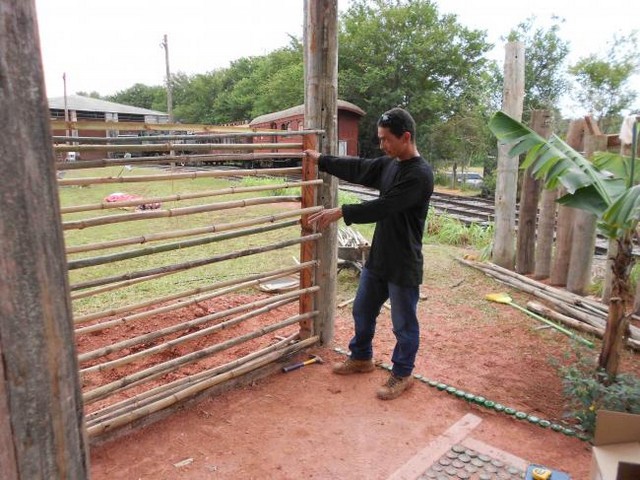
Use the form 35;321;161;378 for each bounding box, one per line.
532;467;552;480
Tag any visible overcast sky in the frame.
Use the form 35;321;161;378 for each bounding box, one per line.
35;0;639;116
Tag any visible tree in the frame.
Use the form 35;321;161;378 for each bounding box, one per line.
506;16;570;118
489;111;639;379
75;90;103;99
338;0;497;159
107;83;166;111
569;32;640;133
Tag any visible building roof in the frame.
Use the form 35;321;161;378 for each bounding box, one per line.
249;99;365;126
48;95;168;116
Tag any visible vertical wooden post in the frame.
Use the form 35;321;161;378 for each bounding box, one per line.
0;1;89;478
566;134;607;295
549;119;584;285
493;42;525;269
516;110;552;274
304;0;338;344
299;133;319;338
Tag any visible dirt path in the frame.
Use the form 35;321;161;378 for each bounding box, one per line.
89;244;640;478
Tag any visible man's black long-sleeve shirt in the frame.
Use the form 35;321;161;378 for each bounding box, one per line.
318;154;434;286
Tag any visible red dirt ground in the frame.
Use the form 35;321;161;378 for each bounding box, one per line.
86;254;640;479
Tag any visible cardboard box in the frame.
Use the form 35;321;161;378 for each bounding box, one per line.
591;410;640;480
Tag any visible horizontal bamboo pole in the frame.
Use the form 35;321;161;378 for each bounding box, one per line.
74;261;316;329
81;295;300;374
84;332;301;425
58;152;303;171
86;335;319;437
50;118;323;134
70;233;321;292
68;219;299;270
527;301;640;351
58;166;302;187
79;287;317;362
63;196;299;231
54;130;322;143
66;206;321;255
55;142;302;153
70;272;171;301
62;180;320;214
83;310;318;404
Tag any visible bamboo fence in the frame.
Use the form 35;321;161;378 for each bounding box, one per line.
58;124;324;438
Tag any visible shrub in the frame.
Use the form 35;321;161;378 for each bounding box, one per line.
557;348;640;435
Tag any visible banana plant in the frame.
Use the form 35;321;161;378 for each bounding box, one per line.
488;111;639;378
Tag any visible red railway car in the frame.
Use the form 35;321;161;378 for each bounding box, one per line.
248;99;365;165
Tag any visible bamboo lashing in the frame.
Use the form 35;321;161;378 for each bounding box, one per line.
79;287;318;363
63;196;300;231
81;296;300;374
68;219;299;270
86;335;319;437
57;166;302;187
83;310;318;404
74;261;316;326
61;180;321;214
84;333;300;425
66;206;321;254
70;233;321;291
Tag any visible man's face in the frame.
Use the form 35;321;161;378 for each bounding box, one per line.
377;126;408;158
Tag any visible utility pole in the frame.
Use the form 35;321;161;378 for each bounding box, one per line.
63;72;69;139
161;34;174;123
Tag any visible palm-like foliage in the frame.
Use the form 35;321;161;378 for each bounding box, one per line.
488;111;639;378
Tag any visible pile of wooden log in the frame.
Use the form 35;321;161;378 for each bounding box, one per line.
458;258;640;351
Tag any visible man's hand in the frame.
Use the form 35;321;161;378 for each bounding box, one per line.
307;207;343;230
303;149;321;163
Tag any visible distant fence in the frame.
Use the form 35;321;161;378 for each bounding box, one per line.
53;121;324;439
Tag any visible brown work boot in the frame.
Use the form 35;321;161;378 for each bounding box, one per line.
376;373;414;400
332;358;375;375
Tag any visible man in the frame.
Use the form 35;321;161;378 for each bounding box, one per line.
304;107;434;400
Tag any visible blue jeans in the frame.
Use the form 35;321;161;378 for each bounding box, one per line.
348;267;420;377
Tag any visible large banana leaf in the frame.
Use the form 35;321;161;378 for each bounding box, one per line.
489;111;639;240
489;112;615;205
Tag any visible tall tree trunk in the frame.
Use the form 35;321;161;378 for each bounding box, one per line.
599;234;633;378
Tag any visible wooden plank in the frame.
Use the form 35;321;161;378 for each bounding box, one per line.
299;134;319;338
304;0;339;344
0;1;89;477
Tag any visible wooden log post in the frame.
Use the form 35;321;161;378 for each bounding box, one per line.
566;133;607;295
492;41;525;269
304;0;338;344
0;1;89;477
517;109;552;274
549;119;585;285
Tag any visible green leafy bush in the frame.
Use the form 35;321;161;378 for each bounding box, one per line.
557;348;640;435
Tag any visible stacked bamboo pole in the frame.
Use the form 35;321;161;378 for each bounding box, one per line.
62;180;321;214
86;335;319;438
459;258;640;350
58;166;302;187
70;233;321;292
74;261;316;326
83;310;318;404
57;123;327;440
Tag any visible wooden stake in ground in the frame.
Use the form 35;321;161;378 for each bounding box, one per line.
0;1;89;476
517;109;552;274
492;41;525;269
